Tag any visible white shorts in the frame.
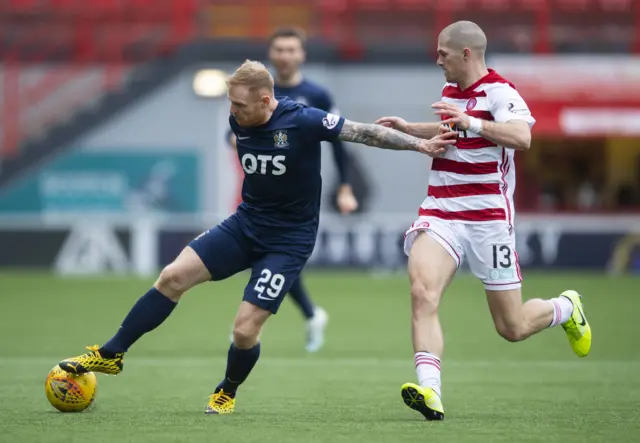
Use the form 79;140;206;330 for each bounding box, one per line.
404;217;522;291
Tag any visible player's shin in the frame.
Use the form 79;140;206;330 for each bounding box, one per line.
519;296;571;333
101;288;177;357
411;283;445;356
288;277;315;319
411;300;444;397
217;342;261;395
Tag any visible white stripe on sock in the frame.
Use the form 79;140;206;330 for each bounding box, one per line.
414;352;442;398
548;296;573;327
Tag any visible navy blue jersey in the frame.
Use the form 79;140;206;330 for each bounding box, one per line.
275;80;349;184
228;97;344;256
274;79;333;112
225;79;350;184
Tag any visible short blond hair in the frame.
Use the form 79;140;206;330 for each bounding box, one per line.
227;60;274;97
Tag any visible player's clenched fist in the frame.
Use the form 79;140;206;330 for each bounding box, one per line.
336;184;359;214
417;131;457;157
375;116;409;133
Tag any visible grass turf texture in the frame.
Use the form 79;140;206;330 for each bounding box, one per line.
1;271;638;443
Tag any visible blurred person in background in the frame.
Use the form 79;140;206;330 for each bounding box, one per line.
573;159;601;211
227;27;358;353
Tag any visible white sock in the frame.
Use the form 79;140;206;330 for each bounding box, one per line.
548;296;573;327
414;352;442;398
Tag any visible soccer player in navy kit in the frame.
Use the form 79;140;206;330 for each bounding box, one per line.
227;27;357;353
58;60;455;414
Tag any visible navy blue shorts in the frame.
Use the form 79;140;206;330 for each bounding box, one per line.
187;214;308;314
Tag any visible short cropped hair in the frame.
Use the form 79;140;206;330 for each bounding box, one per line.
227;60;274;96
268;26;307;48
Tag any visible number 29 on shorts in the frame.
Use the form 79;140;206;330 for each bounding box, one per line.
254;269;286;300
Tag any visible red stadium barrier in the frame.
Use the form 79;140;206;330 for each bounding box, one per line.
1;0;636;156
0;0;198;157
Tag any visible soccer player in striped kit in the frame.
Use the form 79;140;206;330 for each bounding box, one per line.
376;21;592;421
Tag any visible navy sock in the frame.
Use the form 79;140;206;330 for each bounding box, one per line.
101;288;177;356
218;343;261;396
288;277;315;319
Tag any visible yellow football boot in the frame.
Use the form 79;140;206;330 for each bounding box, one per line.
560;290;591;357
401;383;444;421
205;389;236;415
58;345;124;375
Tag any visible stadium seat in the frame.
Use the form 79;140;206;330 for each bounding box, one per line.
130;0;154;7
7;0;41;14
394;0;435;11
597;0;632;12
269;4;313;35
9;0;40;8
555;0;592;11
88;0;120;17
478;0;511;11
207;4;253;38
317;0;347;13
517;0;547;11
352;0;389;10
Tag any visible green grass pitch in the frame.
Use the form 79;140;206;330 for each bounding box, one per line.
1;270;639;442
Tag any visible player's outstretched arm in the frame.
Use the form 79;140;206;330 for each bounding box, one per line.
375;116;441;140
338;119;456;157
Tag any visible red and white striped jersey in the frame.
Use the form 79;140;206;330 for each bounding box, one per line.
419;69;535;226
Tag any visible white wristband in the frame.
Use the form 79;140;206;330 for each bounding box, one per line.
468;116;483;134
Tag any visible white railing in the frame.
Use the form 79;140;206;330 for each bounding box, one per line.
0;212;639;276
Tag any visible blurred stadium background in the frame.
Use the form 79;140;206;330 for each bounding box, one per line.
1;1;639;442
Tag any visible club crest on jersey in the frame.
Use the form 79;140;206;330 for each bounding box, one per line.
323;113;340;130
466;97;477;111
273;130;289;148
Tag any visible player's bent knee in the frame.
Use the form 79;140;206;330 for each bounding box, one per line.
155;264;195;301
495;323;527;343
232;322;260;349
154;247;211;301
232;301;270;349
410;281;441;315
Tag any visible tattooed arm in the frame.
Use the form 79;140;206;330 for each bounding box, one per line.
338;119;455;156
374;116;441;139
339;119;422;151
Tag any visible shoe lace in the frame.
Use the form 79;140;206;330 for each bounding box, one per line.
85;345;100;353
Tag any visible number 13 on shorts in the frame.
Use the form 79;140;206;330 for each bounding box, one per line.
484;243;521;289
492;244;513;269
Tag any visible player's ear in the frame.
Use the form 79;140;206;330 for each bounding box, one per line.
463;48;471;60
261;95;270;108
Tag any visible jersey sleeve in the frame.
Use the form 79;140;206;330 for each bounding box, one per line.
488;86;536;127
298;106;345;142
314;90;350;183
